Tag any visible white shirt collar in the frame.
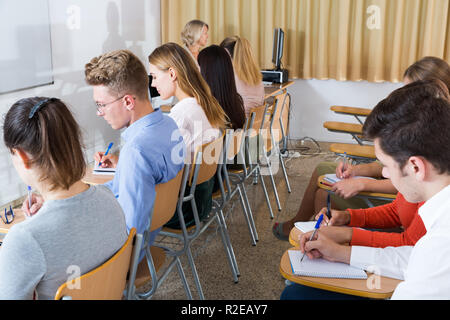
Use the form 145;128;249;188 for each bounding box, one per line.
419;185;450;231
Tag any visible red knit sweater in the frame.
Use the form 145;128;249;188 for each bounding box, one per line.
347;193;426;248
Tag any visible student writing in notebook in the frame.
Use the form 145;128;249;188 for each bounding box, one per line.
300;81;449;250
0;97;127;299
85;50;184;259
273;56;450;241
282;79;450;299
148;42;228;229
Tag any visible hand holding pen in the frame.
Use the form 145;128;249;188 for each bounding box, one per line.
300;214;324;262
22;187;44;217
94;142;118;168
336;152;353;179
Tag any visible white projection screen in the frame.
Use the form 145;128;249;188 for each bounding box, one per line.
0;0;53;94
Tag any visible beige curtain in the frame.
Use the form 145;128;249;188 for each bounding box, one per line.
161;0;450;83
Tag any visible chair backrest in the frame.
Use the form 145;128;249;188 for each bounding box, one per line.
271;92;287;144
189;133;225;186
150;167;185;232
54;228;137;300
225;128;246;161
247;104;268;135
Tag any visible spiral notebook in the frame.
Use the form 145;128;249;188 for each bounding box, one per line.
288;250;367;279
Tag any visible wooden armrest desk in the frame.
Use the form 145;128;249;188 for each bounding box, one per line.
280;247;401;299
0;209;27;237
317;175;396;206
263;81;294;100
82;166;115;186
329;143;376;160
330;106;371;125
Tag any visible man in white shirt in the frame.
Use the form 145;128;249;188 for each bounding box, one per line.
294;79;450;300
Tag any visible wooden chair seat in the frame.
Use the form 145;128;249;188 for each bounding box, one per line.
330;143;376;159
330;106;371;117
134;246;166;288
323;121;363;135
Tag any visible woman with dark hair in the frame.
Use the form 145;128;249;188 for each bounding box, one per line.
0;97;127;299
198;45;246;130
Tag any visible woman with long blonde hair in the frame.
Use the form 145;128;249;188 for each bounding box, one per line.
148;42;228;229
220;36;265;116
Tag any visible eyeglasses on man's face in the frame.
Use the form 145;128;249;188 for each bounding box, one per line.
1;206;15;225
94;95;126;114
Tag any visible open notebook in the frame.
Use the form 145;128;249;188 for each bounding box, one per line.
288;250;367;279
294;221;317;233
92;166;116;176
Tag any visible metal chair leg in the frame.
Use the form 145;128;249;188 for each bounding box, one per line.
257;166;274;219
186;246;205;300
238;184;258;243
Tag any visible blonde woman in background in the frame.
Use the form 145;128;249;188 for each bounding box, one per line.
220;36;265;117
181;19;209;63
148;42;228;229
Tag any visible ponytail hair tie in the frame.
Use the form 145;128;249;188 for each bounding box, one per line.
28;98;55;119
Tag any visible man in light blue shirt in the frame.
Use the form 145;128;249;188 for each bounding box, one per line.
85;50;184;258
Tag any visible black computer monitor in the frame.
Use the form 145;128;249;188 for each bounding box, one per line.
148;75;160;99
272;28;285;71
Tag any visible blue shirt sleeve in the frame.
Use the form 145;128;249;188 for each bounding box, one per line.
116;144;157;236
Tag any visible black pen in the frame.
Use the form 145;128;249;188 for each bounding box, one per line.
326;193;332;224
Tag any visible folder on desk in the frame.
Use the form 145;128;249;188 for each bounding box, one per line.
288;250;367;279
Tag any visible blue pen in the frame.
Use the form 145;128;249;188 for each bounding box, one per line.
98;142;114;167
27;186;32;216
301;214;324;262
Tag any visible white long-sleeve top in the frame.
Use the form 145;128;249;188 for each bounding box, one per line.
350;185;450;299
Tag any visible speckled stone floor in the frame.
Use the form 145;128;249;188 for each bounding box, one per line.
142;141;338;300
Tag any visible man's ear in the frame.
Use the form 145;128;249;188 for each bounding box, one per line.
13;148;32;169
124;95;135;111
408;156;427;181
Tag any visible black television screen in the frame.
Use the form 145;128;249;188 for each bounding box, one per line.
148;75;160;98
272;28;285;70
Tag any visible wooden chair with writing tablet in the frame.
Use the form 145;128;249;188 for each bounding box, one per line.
279;247;402;299
329;143;376;163
330;105;371;125
317;175;396;208
323;121;368;146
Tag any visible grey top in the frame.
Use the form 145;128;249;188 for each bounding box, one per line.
0;185;128;300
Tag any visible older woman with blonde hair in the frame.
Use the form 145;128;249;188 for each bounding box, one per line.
181;19;209;62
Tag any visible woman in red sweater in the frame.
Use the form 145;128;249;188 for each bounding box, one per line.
314;192;426;248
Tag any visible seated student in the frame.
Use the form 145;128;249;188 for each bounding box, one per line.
148;42;228;229
273;56;450;241
282;79;450;299
198;45;245;131
0;97;127;300
84;50;184;257
198;45;246;192
220;36;265;117
181;19;209;63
